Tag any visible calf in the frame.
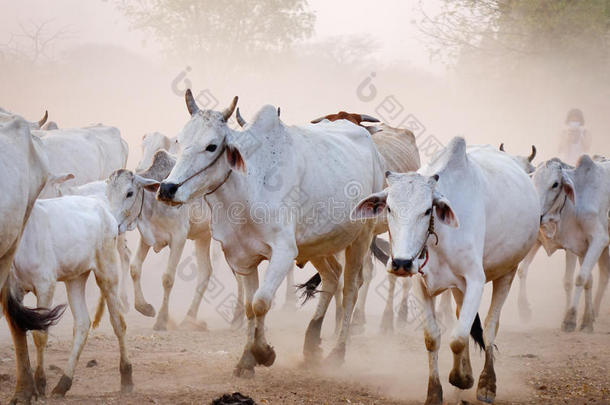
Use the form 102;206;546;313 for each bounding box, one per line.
11;195;133;397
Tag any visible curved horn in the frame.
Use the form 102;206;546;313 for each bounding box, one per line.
528;145;537;162
185;89;199;116
235;107;247;127
277;107;281;117
38;110;48;128
310;116;327;124
499;143;505;152
222;96;238;121
359;114;379;123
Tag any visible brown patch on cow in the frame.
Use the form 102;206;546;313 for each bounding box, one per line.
138;150;177;181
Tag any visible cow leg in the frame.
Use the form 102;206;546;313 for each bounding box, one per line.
153;238;186;331
448;288;473;390
327;229;373;365
32;284;56;397
333;273;343;337
415;277;443;405
117;233;131;313
352;250;374;335
580;276;595;332
448;262;485;391
563;234;608;332
131;237;154;317
234;271;259;378
94;260;134;394
303;256;341;362
181;235;212;331
380;272;397;334
52;275;90;397
477;270;516;404
517;240;540;322
282;265;296;311
396;277;412;329
593;246;609;318
231;272;246;330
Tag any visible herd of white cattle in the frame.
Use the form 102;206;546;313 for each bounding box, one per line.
0;92;608;405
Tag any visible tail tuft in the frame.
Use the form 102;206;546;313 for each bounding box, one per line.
3;287;65;332
470;312;485;351
296;273;322;305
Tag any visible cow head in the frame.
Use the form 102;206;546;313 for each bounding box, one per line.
351;172;458;276
106;169;160;233
157;89;242;205
532;158;575;225
136;132;179;173
499;143;537;174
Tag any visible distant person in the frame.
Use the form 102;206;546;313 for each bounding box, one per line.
559;108;591;165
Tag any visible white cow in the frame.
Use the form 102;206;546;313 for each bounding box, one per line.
0;118;64;404
532;156;610;332
0;107;48;129
58;180;132;312
352;137;540;404
35;124;128;198
135;132;179;172
10;195;133;397
156;90;384;377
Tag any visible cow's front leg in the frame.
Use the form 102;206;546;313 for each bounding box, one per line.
303;256;341;363
117;233;131;313
436;289;453;330
593;247;609;318
32;284;56;397
352;251;374;335
282;266;296;311
564;233;608;332
477;270;516;404
414;277;443;405
448;268;484;391
448;288;473;390
131;237;155;317
231;272;246;330
327;230;372;365
380;272;397;334
153;238;186;331
181;235;212;331
234;272;258;378
517;240;540;322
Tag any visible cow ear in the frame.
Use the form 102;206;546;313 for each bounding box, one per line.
561;171;575;203
226;144;246;173
134;175;160;192
433;193;459;228
351;190;388;220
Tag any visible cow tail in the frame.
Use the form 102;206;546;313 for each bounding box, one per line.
470;312;485;351
370;236;390;266
1;284;65;332
296;273;322;305
92;294;105;329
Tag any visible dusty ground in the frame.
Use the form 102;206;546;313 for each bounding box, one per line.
0;249;609;405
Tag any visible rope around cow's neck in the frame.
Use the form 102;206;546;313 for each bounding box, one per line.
175;141;227;188
413;207;438;271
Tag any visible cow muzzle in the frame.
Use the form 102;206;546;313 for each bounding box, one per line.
157;182;181;205
390;258;416;277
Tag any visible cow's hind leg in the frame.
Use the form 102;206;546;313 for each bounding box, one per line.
352;251;374;335
477;270;516;404
282;266;296;311
327;228;373;365
131;238;154;317
51;275;90;397
153;238;186;331
32;284;56;397
181;235;212;331
94;251;134;393
593;247;609;318
380;272;397;334
303;256;341;363
517;240;540;322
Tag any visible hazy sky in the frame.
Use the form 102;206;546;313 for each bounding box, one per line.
0;0;441;71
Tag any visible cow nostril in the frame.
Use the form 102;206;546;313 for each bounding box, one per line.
160;182;179;198
392;258;413;271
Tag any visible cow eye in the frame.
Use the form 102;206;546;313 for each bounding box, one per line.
425;208;432;216
206;144;217;152
126;191;133;198
552;182;559;189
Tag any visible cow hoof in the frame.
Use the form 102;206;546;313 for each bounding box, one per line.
477;386;496;404
120;362;134;393
233;366;255;379
326;345;346;366
34;368;46;397
579;322;594;333
135;303;156;318
51;374;72;398
180;317;208;331
561;319;576;332
477;369;496;404
8;391;36;405
252;344;276;367
449;369;474;390
424;376;443;405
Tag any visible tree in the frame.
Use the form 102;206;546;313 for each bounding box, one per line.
115;0;316;63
